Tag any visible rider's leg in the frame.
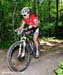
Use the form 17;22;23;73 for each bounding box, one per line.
33;35;38;50
33;28;39;58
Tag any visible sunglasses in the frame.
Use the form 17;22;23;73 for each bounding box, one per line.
23;15;27;16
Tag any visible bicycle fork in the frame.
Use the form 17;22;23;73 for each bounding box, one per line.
18;41;26;58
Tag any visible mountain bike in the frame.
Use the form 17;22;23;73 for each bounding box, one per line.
7;28;40;72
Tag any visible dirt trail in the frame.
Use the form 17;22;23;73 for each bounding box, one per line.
0;40;63;75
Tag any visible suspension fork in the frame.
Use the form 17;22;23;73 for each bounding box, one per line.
18;40;26;57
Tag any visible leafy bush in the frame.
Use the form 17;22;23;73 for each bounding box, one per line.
55;61;63;75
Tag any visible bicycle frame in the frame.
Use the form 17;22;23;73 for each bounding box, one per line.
17;29;33;57
7;28;40;72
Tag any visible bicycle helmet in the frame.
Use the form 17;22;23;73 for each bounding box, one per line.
21;7;30;15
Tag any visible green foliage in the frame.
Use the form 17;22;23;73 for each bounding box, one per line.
0;39;15;48
0;0;63;48
59;61;63;69
55;61;63;75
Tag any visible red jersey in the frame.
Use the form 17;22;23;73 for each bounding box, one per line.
22;14;36;27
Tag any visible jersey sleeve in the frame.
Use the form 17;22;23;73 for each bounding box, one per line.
31;14;36;20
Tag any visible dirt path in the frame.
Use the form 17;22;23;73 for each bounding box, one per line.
0;40;63;75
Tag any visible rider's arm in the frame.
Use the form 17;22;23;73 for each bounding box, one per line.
15;20;25;32
33;18;38;27
27;18;38;31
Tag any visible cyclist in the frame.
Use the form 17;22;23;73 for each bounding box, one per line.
15;7;39;58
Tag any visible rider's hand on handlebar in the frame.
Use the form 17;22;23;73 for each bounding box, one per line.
14;29;19;32
25;31;30;34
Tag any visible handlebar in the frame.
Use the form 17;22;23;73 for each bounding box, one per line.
15;28;28;35
15;27;36;35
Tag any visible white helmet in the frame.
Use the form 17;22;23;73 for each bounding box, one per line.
21;7;30;15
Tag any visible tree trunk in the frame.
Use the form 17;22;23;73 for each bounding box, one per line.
60;0;62;17
12;2;17;41
34;0;39;16
48;0;51;22
55;0;59;36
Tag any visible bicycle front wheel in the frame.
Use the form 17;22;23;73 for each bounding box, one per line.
7;41;31;72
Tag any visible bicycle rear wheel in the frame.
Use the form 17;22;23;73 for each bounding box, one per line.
7;41;31;72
